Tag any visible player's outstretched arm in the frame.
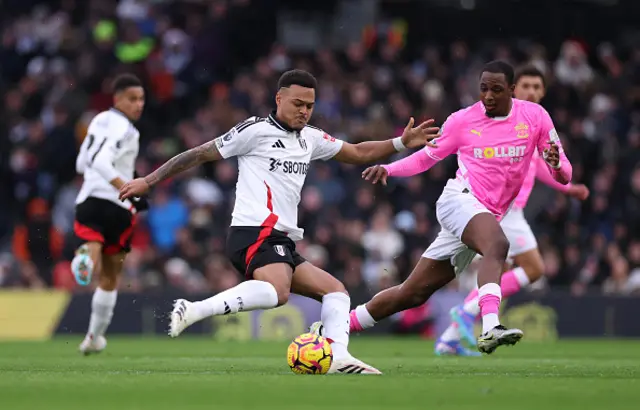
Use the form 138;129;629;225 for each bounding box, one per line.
333;118;439;165
535;155;590;200
119;140;221;200
361;149;438;185
361;114;461;185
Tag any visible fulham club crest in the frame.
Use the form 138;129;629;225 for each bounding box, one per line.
298;138;308;151
274;245;286;256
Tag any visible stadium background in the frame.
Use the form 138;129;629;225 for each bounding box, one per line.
1;0;640;341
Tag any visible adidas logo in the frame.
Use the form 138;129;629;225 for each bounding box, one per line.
272;140;286;149
223;301;231;315
337;365;366;374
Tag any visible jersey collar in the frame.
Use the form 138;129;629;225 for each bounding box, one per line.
110;107;132;123
268;111;295;132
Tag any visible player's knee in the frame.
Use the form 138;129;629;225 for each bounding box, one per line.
275;287;290;306
484;234;510;262
253;264;293;306
324;279;348;296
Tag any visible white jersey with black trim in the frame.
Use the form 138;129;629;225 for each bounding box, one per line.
75;108;140;210
215;113;344;241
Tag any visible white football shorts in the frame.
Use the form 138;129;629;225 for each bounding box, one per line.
499;207;538;258
422;178;492;275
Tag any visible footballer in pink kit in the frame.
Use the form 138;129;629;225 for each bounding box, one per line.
310;61;573;354
439;66;589;354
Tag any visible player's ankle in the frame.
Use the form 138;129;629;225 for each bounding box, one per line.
329;341;350;361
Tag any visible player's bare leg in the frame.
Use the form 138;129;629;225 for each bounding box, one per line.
514;249;545;283
292;262;381;374
169;264;287;337
450;248;543;346
311;257;458;349
71;241;102;286
320;214;523;355
359;258;455;323
461;214;523;353
80;251;124;355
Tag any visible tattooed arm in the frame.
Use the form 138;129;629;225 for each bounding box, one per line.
120;120;253;201
119;140;222;200
144;140;222;187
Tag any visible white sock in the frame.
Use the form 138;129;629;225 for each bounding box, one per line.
439;324;460;342
353;304;377;330
481;313;500;333
321;292;351;360
513;267;531;287
191;280;279;321
462;293;481;316
88;287;117;337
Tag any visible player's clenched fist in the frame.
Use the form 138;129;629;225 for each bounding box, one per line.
362;165;389;186
119;178;150;201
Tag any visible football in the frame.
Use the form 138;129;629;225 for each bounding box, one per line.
287;333;333;375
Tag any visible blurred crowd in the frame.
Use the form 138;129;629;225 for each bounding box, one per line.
1;0;640;299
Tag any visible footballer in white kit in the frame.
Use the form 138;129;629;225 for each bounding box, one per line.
71;74;148;355
120;69;439;374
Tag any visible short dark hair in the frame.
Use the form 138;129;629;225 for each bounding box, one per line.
481;60;515;85
112;74;142;93
277;69;317;90
515;65;546;87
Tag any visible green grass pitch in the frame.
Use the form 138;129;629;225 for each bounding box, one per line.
1;337;639;409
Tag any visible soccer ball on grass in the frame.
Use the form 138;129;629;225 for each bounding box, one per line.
287;333;332;374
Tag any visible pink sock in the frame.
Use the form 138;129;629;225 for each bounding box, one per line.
478;294;500;315
478;283;502;333
462;267;530;318
349;310;363;332
501;267;530;297
348;305;376;333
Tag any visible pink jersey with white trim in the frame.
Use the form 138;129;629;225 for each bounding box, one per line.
425;99;571;219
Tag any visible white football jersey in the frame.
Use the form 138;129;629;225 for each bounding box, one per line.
75;108;140;210
216;112;344;241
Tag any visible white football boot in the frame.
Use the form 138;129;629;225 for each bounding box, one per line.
310;321;381;374
79;334;107;356
168;299;198;337
477;325;523;354
328;356;382;375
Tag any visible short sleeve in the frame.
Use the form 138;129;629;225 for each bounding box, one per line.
214;118;256;159
310;131;344;161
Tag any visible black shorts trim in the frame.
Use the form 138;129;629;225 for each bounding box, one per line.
226;227;306;279
74;197;135;254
